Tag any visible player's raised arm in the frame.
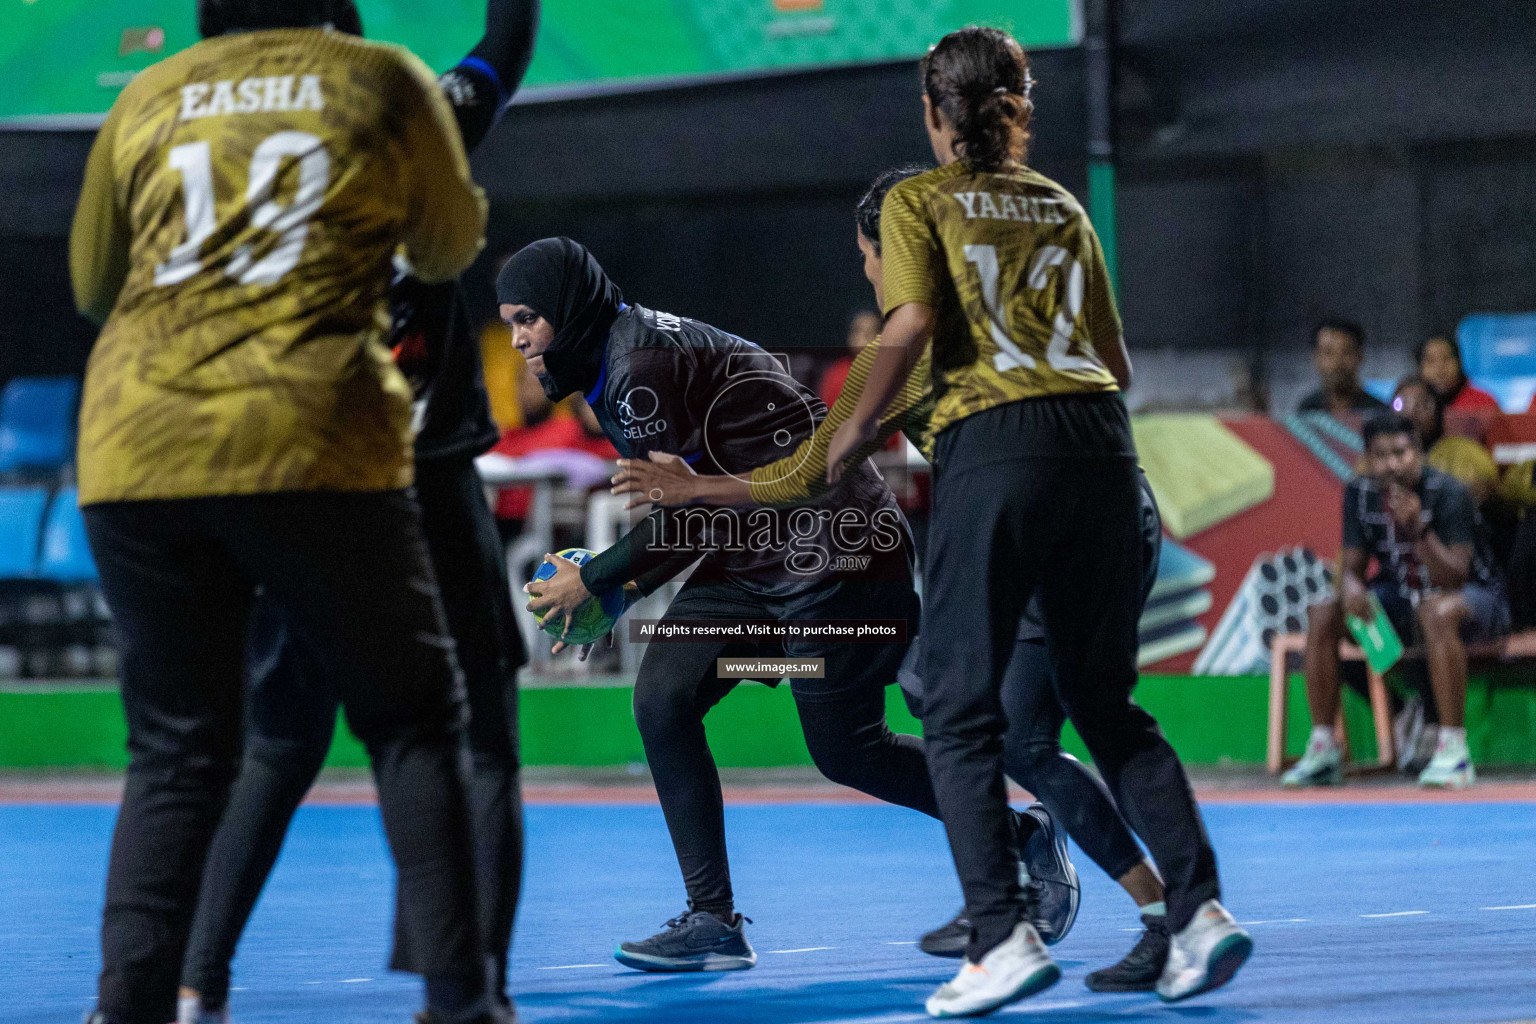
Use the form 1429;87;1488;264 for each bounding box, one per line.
69;101;131;325
445;0;541;154
396;52;489;283
825;176;940;481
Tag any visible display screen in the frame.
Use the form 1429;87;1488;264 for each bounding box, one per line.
1;0;1079;122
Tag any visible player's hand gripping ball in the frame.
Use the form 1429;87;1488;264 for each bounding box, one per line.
528;548;627;645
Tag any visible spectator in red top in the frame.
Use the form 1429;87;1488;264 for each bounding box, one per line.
1418;333;1501;412
491;365;617;520
818;309;882;408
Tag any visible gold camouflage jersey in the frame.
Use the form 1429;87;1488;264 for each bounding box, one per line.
69;28;487;505
749;337;934;508
879;161;1121;439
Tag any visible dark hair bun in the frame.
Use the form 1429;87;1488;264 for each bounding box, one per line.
921;27;1032;172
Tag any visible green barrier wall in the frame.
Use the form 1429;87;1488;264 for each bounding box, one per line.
4;673;1533;770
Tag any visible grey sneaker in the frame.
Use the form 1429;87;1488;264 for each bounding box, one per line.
1393;697;1425;774
1405;724;1439;775
614;911;756;972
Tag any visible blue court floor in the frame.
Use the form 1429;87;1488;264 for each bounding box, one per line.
3;799;1534;1023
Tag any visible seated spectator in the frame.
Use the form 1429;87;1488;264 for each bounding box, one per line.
1284;413;1510;791
1297;318;1390;417
817;310;882;409
1417;332;1501;412
1391;375;1499;507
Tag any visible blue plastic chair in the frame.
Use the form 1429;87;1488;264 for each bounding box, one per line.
0;486;50;580
38;487;97;584
1458;314;1536;379
0;377;80;474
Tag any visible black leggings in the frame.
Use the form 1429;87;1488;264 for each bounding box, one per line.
179;458;525;1009
634;573;937;917
899;635;1147;887
1000;639;1147;882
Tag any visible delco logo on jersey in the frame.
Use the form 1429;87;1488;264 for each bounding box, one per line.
652;311;684;332
618;386;667;440
179;75;325;121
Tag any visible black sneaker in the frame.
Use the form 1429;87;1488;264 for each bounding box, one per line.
614;911;757;972
917;805;1078;958
1084;913;1170;992
919;907;970;958
918;883;1056;957
1019;803;1080;946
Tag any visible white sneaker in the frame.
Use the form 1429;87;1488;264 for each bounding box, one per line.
1418;733;1475;789
1281;737;1342;788
177;994;230;1024
1156;899;1252;1002
924;920;1059;1018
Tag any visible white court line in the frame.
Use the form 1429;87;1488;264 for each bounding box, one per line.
1484;904;1536;911
1239;918;1310;925
885;941;917;945
339;978;373;983
1361;911;1428;918
769;946;836;954
537;964;608;970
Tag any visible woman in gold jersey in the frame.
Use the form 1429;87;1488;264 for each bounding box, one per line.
818;28;1248;1017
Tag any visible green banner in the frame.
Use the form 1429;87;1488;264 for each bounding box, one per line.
1;0;1078;122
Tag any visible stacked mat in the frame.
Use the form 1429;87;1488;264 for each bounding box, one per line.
1193;547;1334;676
1138;540;1215;667
1133;414;1276;539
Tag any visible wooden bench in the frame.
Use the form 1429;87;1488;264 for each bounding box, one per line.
1267;630;1536;774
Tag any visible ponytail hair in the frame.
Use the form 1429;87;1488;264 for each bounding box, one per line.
920;26;1033;172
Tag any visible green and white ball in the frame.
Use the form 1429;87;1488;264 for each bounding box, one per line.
529;548;626;645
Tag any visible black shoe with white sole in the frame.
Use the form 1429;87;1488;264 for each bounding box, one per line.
1020;802;1080;946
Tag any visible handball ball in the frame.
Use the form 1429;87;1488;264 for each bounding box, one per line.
530;548;627;645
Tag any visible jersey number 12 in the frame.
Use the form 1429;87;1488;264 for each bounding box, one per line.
965;243;1099;375
154;131;331;288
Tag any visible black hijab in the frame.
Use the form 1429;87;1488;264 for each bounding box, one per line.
496;237;624;400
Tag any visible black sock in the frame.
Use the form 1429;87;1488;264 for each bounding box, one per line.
691;901;735;924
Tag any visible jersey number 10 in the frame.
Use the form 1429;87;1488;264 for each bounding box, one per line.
154;131;331;288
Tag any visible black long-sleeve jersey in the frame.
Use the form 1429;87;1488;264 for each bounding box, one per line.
578;305;909;597
392;2;537;461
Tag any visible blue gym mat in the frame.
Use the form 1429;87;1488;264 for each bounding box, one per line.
4;800;1534;1023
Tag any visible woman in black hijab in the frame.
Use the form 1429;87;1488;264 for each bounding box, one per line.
496;236;624;401
494;237;989;977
